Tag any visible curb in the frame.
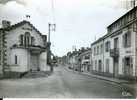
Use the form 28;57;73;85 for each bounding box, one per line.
81;72;136;97
66;67;136;97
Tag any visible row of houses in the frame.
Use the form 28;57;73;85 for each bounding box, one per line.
63;6;137;80
63;47;92;72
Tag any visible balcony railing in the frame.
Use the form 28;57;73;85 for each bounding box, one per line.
110;48;119;58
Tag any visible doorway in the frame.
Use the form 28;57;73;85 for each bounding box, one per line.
98;60;102;72
113;58;119;77
30;54;39;71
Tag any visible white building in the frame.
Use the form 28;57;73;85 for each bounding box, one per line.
78;49;92;72
0;20;48;78
91;7;137;80
68;51;79;70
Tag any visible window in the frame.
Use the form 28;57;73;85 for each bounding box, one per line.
114;38;119;49
98;60;102;72
25;32;30;47
105;41;110;52
97;46;99;55
100;44;103;54
19;34;24;46
123;57;133;75
95;60;97;71
94;47;96;56
123;32;131;48
106;59;109;73
84;55;90;59
27;36;30;46
15;55;18;64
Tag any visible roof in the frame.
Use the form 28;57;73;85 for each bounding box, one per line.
107;6;137;28
0;20;46;39
79;49;91;56
91;7;137;46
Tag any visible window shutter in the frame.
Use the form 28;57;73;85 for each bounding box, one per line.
128;32;131;47
0;50;1;65
122;35;125;48
19;35;21;45
109;42;111;51
130;57;133;75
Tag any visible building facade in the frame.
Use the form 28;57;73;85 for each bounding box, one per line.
68;51;79;70
0;20;48;78
91;7;137;80
78;48;92;72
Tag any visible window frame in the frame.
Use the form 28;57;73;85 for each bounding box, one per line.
105;41;110;52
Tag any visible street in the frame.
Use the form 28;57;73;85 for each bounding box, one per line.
0;65;134;98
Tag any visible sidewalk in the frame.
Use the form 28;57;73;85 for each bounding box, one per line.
82;72;129;84
64;64;137;97
81;71;137;97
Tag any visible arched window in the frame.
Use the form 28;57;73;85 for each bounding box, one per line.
19;34;24;46
25;32;30;46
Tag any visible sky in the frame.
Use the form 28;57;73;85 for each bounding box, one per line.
0;0;132;56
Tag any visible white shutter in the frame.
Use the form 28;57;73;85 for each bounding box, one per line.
128;32;131;47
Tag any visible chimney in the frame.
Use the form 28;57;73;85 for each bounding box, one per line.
2;20;11;28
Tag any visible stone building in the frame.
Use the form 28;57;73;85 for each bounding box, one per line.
91;6;137;80
0;20;48;78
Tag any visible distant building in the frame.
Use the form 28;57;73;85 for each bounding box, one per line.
68;50;79;70
0;20;48;78
91;6;137;80
78;48;92;72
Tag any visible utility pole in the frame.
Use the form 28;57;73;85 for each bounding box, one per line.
47;23;56;72
47;0;56;72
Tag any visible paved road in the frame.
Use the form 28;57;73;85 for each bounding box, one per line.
0;65;134;98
